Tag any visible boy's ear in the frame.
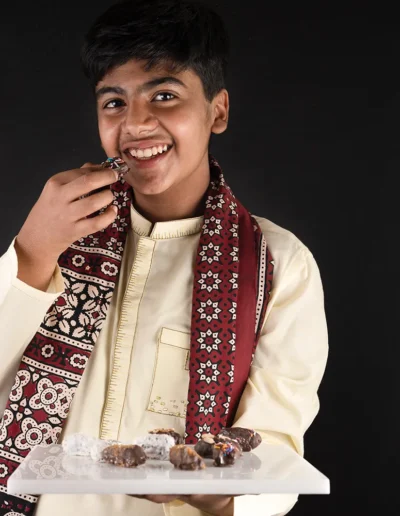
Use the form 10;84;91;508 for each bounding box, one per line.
210;89;229;135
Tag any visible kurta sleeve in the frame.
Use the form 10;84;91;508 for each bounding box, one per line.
231;247;329;516
0;236;65;416
163;246;328;516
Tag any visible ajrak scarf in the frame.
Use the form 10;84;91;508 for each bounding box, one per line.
0;154;274;515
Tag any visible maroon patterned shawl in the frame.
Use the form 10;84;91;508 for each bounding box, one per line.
0;154;273;514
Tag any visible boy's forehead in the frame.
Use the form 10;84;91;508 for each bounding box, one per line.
97;58;197;89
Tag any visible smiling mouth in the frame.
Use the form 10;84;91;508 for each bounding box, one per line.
124;144;174;161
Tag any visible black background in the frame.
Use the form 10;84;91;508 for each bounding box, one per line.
0;2;388;515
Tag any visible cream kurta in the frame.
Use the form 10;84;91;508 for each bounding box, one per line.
0;204;329;516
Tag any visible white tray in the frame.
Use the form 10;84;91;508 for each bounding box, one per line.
7;443;330;495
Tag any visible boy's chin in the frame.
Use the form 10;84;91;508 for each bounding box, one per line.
130;178;174;197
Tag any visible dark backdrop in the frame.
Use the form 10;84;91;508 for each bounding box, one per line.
0;3;387;515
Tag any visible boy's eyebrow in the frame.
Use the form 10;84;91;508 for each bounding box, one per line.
95;76;187;100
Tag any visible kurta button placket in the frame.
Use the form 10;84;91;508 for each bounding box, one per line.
99;237;156;441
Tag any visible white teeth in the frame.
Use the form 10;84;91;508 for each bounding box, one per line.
129;144;170;159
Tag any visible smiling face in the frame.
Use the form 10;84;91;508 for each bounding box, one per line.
95;59;229;219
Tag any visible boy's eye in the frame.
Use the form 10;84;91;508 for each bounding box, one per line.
103;92;176;109
104;99;124;109
153;92;176;101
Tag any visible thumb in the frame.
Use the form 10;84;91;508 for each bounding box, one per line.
80;162;105;169
80;162;96;169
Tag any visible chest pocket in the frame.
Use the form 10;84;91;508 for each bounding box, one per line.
147;327;190;419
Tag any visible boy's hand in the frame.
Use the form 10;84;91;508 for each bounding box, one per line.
16;162;119;264
132;494;234;516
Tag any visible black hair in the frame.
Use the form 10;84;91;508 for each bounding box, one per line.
80;0;230;103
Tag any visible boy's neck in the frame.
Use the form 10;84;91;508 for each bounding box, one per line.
133;167;210;224
133;193;207;223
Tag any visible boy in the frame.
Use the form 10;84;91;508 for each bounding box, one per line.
0;1;328;515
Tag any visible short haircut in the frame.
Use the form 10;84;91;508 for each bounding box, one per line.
80;0;230;103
